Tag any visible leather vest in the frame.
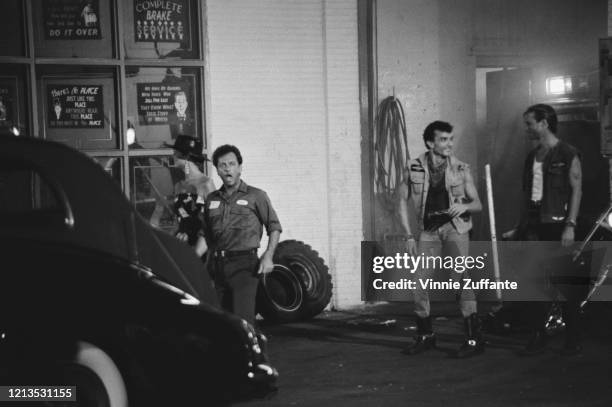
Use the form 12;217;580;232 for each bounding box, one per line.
522;140;579;223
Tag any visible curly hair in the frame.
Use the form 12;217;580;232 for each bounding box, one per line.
212;144;243;167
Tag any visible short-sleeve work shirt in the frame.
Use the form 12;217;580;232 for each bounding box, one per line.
204;180;282;251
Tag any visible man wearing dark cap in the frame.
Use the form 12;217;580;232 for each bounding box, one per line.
166;135;215;257
203;144;282;324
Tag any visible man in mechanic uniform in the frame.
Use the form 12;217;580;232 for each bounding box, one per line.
203;144;282;325
398;120;484;358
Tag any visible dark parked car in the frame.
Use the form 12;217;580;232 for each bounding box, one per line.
0;136;277;406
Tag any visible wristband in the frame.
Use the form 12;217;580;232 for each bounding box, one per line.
565;219;577;228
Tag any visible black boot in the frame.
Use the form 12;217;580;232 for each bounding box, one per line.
519;329;548;356
403;316;436;355
455;313;485;358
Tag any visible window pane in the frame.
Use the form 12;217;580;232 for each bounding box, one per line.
92;156;122;186
33;0;114;58
130;155;180;233
0;0;25;56
38;66;119;151
123;0;200;60
0;65;28;137
126;66;203;150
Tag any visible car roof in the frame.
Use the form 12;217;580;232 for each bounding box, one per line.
0;136;218;306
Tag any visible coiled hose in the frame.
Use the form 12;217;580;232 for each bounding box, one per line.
374;96;409;209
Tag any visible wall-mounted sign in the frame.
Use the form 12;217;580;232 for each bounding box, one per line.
134;0;190;45
0;77;18;130
43;0;102;40
47;85;105;129
137;81;195;139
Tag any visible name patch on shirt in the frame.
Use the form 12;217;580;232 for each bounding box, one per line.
237;199;249;206
209;201;220;209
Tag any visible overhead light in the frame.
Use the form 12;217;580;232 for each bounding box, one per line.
546;76;572;95
126;121;135;145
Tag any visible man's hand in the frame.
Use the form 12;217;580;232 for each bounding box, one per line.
502;229;517;240
561;226;575;247
176;232;189;243
258;252;274;275
448;203;468;218
406;239;418;256
194;236;208;257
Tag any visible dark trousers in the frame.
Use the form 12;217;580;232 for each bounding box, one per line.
210;253;260;325
523;212;582;343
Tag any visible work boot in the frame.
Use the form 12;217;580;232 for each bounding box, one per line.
519;329;548;356
403;316;436;355
455;313;485;358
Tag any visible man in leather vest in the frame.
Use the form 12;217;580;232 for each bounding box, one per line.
398;121;484;358
510;104;583;356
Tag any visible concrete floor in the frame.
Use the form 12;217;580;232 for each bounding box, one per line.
243;302;612;407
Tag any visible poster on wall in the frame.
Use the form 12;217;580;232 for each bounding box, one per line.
43;0;102;40
133;0;191;46
0;77;18;131
136;80;195;139
47;85;105;129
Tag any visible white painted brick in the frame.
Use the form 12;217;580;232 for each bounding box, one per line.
207;0;363;309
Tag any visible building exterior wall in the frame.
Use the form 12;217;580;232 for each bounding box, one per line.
206;0;605;310
376;0;477;175
206;0;362;308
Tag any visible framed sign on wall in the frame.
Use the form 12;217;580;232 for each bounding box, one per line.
40;70;119;151
126;66;201;150
33;0;113;58
124;0;199;59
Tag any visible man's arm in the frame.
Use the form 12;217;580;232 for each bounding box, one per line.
258;230;280;275
447;167;482;217
503;157;530;240
194;235;208;257
562;156;582;247
255;191;282;274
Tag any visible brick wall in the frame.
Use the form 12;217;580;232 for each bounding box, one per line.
206;0;362;308
323;1;362;308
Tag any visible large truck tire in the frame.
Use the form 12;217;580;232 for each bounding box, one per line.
274;240;332;319
257;263;305;323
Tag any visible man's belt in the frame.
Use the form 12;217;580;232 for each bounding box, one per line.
528;200;542;209
425;210;452;224
424;209;471;231
213;249;257;258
